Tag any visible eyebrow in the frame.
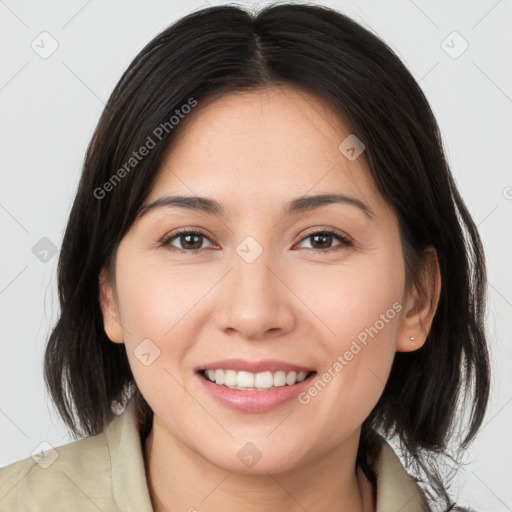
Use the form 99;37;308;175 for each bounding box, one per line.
136;193;375;221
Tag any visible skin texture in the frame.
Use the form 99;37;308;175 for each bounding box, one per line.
99;86;441;512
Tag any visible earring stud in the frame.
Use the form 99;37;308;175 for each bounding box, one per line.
410;336;415;341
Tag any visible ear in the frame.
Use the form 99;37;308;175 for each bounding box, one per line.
397;246;441;352
98;268;124;344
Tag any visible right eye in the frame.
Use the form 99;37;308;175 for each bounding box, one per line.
161;229;216;253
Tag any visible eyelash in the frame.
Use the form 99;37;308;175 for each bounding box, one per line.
160;228;353;254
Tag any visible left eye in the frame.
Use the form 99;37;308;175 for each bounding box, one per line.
295;231;352;251
161;230;351;252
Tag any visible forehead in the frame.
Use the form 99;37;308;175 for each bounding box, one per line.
145;86;383;216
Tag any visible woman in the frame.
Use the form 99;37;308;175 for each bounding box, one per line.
0;3;490;511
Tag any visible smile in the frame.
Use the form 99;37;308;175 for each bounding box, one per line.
195;360;317;413
200;369;314;391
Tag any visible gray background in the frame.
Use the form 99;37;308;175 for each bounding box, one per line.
1;0;511;510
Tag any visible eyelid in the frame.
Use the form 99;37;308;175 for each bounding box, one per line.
160;226;217;249
297;227;352;243
293;228;352;251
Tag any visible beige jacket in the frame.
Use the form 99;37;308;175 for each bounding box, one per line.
0;398;429;511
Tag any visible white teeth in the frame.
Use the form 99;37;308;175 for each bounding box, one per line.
254;371;273;389
237;371;254;388
274;370;287;387
214;369;225;385
285;371;296;385
296;371;308;382
202;368;312;389
225;369;237;387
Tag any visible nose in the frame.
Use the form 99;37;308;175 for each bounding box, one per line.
214;247;296;341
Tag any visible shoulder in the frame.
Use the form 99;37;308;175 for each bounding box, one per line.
370;433;431;511
0;431;115;511
0;397;153;512
369;433;478;512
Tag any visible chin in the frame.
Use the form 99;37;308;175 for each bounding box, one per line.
203;441;308;475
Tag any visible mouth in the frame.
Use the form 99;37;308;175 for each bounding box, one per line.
196;368;317;391
195;360;318;413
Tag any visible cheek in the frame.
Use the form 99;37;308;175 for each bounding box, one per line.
302;252;404;348
115;274;200;423
115;258;208;340
111;260;197;385
295;255;404;423
113;255;230;407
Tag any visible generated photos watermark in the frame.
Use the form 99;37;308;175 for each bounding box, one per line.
298;301;403;404
93;97;198;200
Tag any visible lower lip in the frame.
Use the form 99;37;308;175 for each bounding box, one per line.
196;371;316;413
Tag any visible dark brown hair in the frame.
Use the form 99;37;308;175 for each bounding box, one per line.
44;4;490;510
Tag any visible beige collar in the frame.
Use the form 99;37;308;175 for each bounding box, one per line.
105;398;428;511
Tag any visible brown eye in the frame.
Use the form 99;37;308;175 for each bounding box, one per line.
161;228;351;254
162;230;213;252
296;230;352;251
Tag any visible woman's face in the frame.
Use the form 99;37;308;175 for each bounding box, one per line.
101;86;413;473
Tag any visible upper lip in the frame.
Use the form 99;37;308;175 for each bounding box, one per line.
197;358;316;374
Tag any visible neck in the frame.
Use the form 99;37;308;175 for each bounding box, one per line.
143;419;375;512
